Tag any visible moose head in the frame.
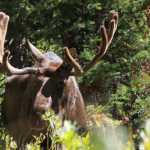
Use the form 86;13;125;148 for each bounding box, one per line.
0;11;118;147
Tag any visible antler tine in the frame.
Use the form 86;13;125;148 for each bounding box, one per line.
83;11;118;72
64;47;83;75
0;12;9;64
108;12;118;42
27;40;44;62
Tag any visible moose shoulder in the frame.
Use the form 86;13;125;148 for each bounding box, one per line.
0;11;118;148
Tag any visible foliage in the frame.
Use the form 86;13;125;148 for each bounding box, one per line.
4;111;150;150
0;0;150;149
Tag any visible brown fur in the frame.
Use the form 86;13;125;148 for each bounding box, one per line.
3;70;87;146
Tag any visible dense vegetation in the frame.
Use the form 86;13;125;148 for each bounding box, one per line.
0;0;150;149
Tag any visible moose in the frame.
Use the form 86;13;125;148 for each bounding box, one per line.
0;11;118;149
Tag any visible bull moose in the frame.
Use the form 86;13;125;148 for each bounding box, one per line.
0;11;118;149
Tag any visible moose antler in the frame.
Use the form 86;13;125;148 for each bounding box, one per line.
0;12;9;64
3;51;42;75
3;50;60;75
64;11;118;75
0;12;60;75
27;40;44;62
2;11;118;77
